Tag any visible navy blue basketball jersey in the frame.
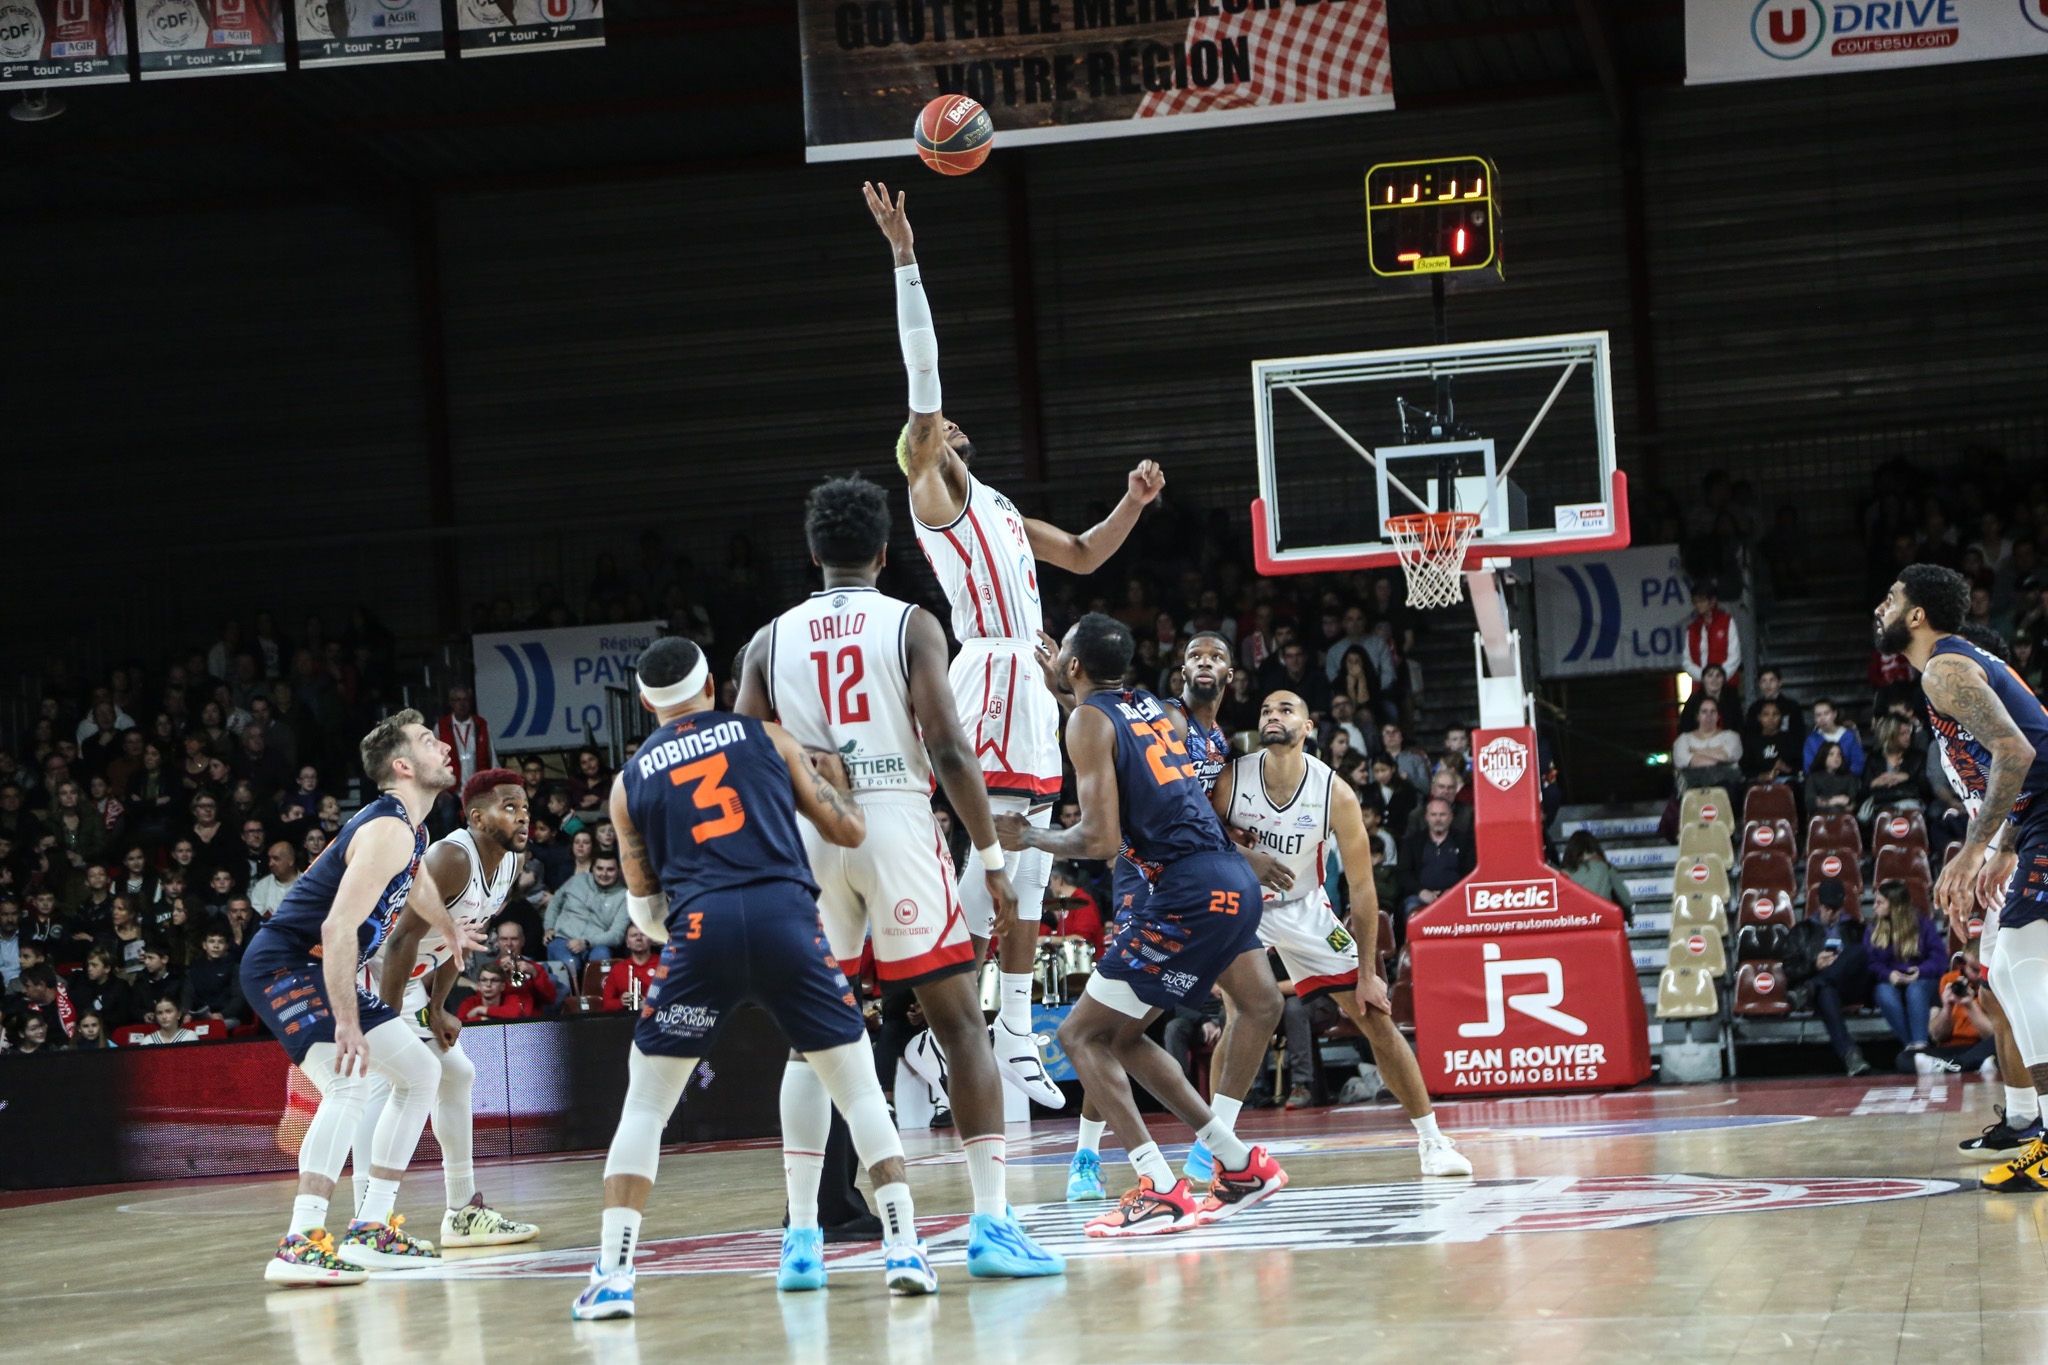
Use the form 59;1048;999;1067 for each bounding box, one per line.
623;710;818;922
1162;696;1228;793
1924;634;2048;821
249;792;425;969
1084;688;1234;884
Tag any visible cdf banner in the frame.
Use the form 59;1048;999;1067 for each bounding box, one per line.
137;0;283;75
0;0;128;87
456;0;602;56
474;620;662;755
293;0;443;65
1686;0;2048;83
1534;544;1691;679
800;0;1393;162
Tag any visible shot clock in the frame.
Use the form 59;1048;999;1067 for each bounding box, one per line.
1365;156;1501;279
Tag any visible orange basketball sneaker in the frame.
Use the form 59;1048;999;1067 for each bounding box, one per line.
1083;1176;1201;1238
1194;1146;1288;1225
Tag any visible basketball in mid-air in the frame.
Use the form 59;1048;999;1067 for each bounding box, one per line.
914;95;993;176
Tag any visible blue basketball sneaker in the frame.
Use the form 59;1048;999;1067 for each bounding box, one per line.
570;1264;636;1320
883;1239;938;1296
966;1212;1066;1278
1065;1149;1106;1201
1183;1140;1215;1185
776;1227;828;1291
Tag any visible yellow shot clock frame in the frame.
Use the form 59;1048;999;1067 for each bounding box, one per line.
1365;156;1501;279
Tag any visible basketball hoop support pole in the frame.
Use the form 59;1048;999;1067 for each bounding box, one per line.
1466;566;1525;730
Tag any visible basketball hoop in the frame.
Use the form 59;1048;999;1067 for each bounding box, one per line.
1385;511;1480;608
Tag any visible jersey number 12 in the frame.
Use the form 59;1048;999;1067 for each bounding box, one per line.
810;647;871;724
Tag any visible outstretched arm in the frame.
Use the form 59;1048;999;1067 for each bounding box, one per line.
1023;461;1165;575
1922;653;2035;920
865;181;967;528
997;706;1120;859
904;607;1020;934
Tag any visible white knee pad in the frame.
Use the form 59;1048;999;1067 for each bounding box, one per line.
298;1043;375;1182
959;796;1052;939
1991;918;2048;1068
350;1073;393;1182
804;1038;903;1170
434;1038;477;1166
366;1018;444;1173
780;1058;833;1156
603;1047;697;1182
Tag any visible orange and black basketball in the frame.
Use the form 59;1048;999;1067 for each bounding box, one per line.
914;95;993;176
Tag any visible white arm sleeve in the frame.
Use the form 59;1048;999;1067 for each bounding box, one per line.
896;264;942;414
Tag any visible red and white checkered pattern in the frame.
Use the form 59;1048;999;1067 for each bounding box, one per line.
1135;0;1390;118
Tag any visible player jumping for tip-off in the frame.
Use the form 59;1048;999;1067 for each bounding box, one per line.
866;180;1166;1111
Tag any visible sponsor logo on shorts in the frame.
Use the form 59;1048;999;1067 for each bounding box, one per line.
1325;924;1353;953
652;1002;720;1034
1159;968;1199;995
893;899;919;925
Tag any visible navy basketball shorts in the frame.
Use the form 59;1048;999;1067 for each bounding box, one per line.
1096;850;1265;1013
1108;857;1148;931
633;881;867;1059
240;956;400;1066
2002;803;2048;932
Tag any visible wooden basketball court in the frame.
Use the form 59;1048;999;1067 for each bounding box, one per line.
7;1075;2041;1363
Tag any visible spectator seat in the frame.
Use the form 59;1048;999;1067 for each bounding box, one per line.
1732;961;1791;1016
1678;822;1734;862
563;996;600;1016
1737;888;1795;931
189;1019;226;1040
1805;851;1862;901
579;962;610;998
112;1024;153;1046
1736;923;1790;963
1874;808;1930;854
1667;927;1727;976
1743;784;1797;828
1671;892;1727;929
1680;787;1736;831
1739;851;1796;902
1375;910;1396;980
1741;819;1795;859
1674;854;1732;902
1806;813;1862;858
1390;944;1414;1031
1875;845;1932;886
1897;870;1934;917
1656;965;1718;1019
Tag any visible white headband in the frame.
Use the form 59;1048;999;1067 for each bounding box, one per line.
637;655;709;709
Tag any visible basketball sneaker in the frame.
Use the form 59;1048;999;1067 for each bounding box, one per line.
884;1239;939;1296
993;1021;1066;1108
1981;1136;2048;1193
570;1264;636;1320
1182;1140;1215;1185
441;1193;540;1247
1193;1147;1288;1226
264;1229;368;1287
337;1216;442;1270
1960;1110;2043;1162
965;1211;1066;1278
777;1227;828;1291
1083;1177;1200;1238
902;1029;949;1097
1065;1148;1106;1201
1419;1134;1474;1177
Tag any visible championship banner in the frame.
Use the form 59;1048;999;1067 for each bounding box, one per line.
293;0;444;65
1534;544;1693;679
456;0;602;57
474;619;662;755
800;0;1393;162
0;0;129;87
137;0;283;75
1687;0;2048;84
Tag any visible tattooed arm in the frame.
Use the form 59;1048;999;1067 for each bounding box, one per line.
1923;652;2035;919
609;778;662;896
769;722;868;848
995;705;1120;860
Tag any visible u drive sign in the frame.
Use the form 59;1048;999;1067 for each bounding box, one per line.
474;621;664;755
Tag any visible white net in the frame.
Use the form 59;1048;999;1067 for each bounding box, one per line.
1387;512;1480;609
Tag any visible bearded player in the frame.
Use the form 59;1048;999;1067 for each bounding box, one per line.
999;615;1287;1236
735;474;1063;1285
867;180;1165;1108
1876;566;2048;1193
1208;691;1470;1177
350;768;540;1247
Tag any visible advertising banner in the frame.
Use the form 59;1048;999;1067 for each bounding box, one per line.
1534;544;1694;680
800;0;1393;162
474;619;662;755
293;0;444;65
1687;0;2048;84
137;0;283;76
0;0;129;87
456;0;602;57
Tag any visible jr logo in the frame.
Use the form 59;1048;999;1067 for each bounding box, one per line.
1458;943;1589;1038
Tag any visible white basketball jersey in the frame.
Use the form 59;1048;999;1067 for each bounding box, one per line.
1225;750;1336;904
767;587;933;798
913;472;1044;644
363;826;515;997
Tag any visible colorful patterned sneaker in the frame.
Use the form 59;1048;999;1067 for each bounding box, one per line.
1066;1149;1106;1201
777;1227;828;1292
570;1264;636;1320
1083;1177;1200;1238
883;1239;939;1296
441;1193;540;1247
966;1212;1066;1278
1182;1140;1215;1185
992;1022;1066;1109
1419;1135;1474;1177
1981;1136;2048;1193
337;1215;442;1270
264;1229;368;1287
1194;1146;1289;1226
1961;1110;2043;1163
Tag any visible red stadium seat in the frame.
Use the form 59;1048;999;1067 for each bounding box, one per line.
1897;871;1934;917
1805;849;1862;897
1743;784;1797;829
1806;813;1862;858
1376;910;1396;980
113;1024;152;1047
1732;961;1791;1016
1739;851;1796;902
1741;818;1795;859
1873;808;1930;854
1738;888;1795;931
1390;944;1414;1030
579;962;610;998
190;1019;226;1040
1875;845;1932;886
1736;924;1790;963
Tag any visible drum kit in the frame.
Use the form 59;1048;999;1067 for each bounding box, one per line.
977;941;1098;1012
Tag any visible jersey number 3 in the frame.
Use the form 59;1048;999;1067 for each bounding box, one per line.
670;753;746;843
810;647;871;724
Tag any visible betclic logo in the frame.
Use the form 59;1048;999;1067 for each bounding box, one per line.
1465;878;1558;915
